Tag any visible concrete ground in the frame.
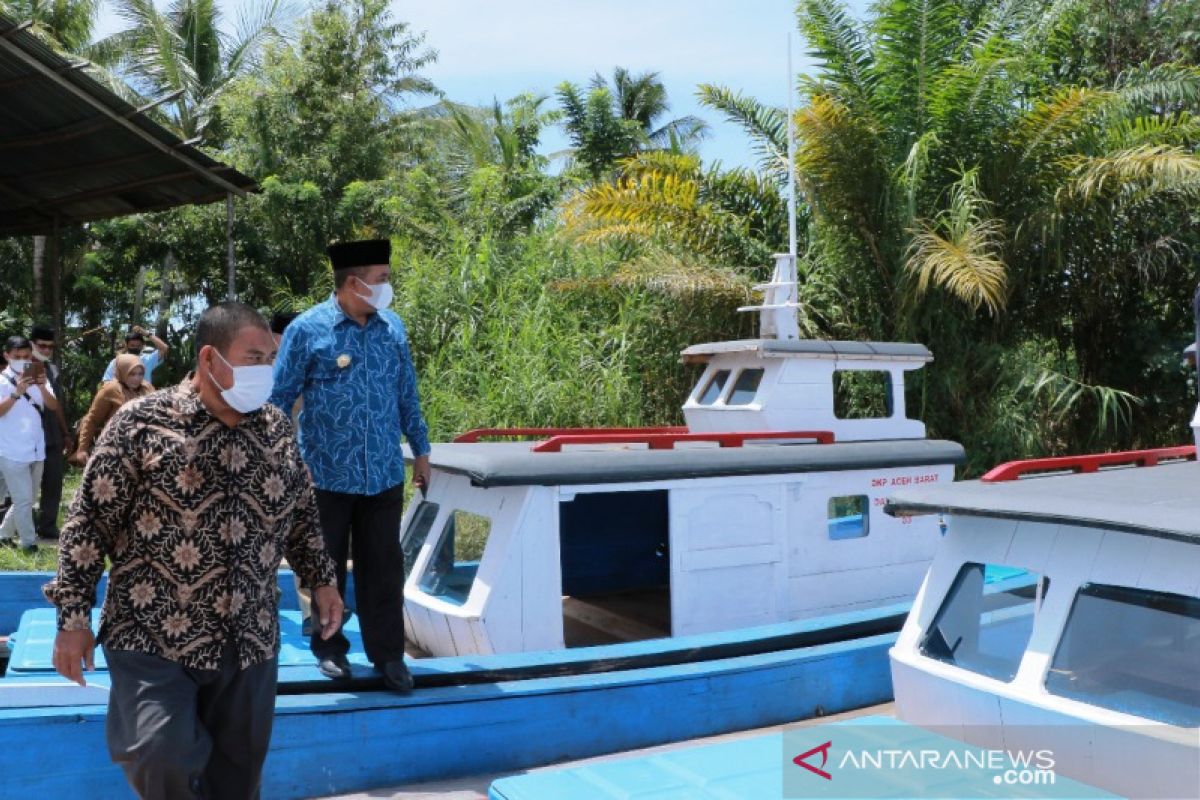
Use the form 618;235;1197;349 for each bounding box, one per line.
313;702;895;800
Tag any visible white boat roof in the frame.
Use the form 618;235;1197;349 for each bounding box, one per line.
407;439;964;488
680;339;932;362
886;460;1200;543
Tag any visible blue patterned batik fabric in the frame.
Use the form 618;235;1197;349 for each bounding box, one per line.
270;295;431;496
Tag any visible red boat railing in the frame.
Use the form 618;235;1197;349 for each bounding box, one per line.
981;445;1196;483
531;430;835;453
454;426;687;443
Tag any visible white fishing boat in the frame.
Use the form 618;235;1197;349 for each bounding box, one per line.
487;446;1200;799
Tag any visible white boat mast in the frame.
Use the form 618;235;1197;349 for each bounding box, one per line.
739;36;801;340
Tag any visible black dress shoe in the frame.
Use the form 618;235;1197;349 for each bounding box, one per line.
378;659;414;694
20;543;38;555
317;654;352;680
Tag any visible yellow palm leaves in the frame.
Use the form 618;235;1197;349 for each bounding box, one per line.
906;170;1007;315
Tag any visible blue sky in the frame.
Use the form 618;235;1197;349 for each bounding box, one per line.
94;0;870;171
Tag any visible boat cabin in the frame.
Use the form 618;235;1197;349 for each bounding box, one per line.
401;341;964;658
886;448;1200;798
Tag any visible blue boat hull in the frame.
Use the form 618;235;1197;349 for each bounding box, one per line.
0;572;898;797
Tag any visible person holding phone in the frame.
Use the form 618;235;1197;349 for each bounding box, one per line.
101;326;168;385
0;335;60;553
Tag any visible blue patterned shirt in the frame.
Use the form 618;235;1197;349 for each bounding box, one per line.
269;295;431;495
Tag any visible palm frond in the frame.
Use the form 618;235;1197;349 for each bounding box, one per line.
905;169;1007;314
1015;86;1113;161
697;84;787;181
1112;63;1200;113
1059;144;1200;206
1018;367;1141;438
797;0;876;112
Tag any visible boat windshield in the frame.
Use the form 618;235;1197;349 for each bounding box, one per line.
920;562;1047;682
1045;583;1200;727
400;501;440;579
418;509;491;605
697;369;730;405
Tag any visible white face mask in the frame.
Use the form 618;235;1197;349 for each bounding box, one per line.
7;359;29;374
208;349;274;414
31;349;50;364
352;277;394;311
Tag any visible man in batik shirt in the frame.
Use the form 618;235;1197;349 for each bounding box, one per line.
46;302;343;800
271;238;430;693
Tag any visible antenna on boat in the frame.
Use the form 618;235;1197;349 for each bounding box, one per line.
738;35;802;340
787;33;798;262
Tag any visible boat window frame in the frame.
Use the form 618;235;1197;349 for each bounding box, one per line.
696;368;731;406
400;500;441;580
1043;582;1200;728
417;508;494;606
918;561;1049;683
826;494;870;540
832;368;895;420
725;367;765;406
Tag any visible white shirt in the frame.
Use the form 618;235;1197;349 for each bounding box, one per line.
102;349;161;383
0;368;52;463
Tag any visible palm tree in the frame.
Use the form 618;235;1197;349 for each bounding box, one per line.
565;151;787;271
95;0;294;142
558;67;709;179
697;0;1200;459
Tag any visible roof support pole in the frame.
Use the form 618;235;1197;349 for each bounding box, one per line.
226;193;235;300
50;214;63;358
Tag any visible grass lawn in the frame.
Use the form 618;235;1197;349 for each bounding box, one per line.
0;466;81;572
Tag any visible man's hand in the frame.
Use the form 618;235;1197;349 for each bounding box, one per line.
412;454;431;493
52;628;95;686
312;585;344;641
132;325;148;337
14;374;33;393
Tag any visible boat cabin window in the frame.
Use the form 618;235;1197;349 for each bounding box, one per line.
827;495;869;540
833;370;893;419
920;563;1048;682
697;370;730;405
418;510;491;605
726;368;764;406
401;501;441;579
1045;583;1200;727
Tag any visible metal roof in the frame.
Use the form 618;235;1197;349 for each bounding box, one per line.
405;439;966;488
0;14;256;236
680;339;933;363
885;460;1200;544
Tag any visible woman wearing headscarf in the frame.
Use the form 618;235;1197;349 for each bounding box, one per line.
68;354;153;466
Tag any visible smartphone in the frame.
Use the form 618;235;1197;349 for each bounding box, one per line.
22;361;45;382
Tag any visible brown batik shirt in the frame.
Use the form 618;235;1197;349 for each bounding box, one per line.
44;381;338;670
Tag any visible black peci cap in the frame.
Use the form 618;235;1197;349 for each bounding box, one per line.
327;239;391;271
30;324;54;342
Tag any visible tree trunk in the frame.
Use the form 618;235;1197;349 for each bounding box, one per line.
31;235;46;317
132;263;147;324
155;252;176;340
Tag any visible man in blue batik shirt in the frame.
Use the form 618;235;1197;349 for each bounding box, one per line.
270;239;431;693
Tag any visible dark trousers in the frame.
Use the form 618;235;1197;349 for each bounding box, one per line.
310;482;406;666
37;443;64;536
105;648;278;800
